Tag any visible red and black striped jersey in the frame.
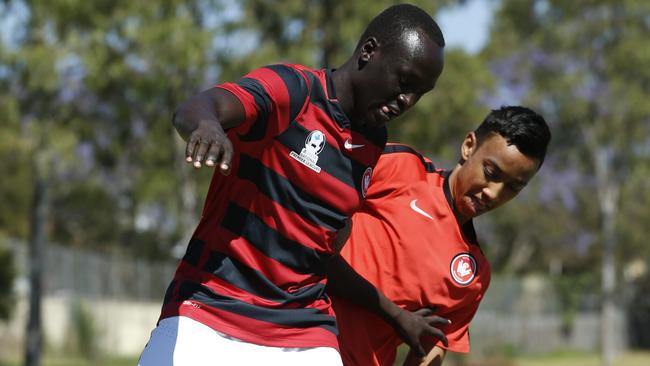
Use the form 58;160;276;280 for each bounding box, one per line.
160;64;387;349
334;144;491;365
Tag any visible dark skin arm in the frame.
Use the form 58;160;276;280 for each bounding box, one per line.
404;344;446;365
173;87;245;173
326;239;450;358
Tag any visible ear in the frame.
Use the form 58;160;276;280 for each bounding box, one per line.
358;37;378;68
460;132;477;163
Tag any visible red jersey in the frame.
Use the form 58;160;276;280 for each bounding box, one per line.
160;64;386;349
334;144;491;365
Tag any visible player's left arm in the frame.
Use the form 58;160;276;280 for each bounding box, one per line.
403;344;446;366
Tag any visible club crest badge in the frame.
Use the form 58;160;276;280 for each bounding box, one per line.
290;130;326;173
450;253;477;286
361;167;372;197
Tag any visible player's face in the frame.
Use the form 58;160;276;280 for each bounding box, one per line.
451;132;541;222
353;31;444;128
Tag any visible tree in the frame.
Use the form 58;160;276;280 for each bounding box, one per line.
0;236;14;320
483;1;650;364
1;1;227;363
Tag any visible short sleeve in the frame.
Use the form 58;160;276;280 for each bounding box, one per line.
363;146;427;201
217;64;310;141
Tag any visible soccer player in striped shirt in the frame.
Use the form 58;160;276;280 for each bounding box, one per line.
138;4;450;366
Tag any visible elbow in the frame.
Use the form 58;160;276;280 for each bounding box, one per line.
172;100;188;128
172;100;193;140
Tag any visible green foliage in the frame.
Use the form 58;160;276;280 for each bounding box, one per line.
220;0;459;77
0;0;224;258
617;161;650;261
552;272;599;336
0;104;31;239
480;0;650;275
50;183;119;249
69;300;98;360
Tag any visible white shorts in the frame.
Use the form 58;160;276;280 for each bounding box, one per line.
137;316;343;366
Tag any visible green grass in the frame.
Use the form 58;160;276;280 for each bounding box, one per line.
393;346;650;366
513;350;650;366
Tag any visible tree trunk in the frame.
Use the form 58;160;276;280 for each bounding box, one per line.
173;132;198;258
594;148;619;366
319;0;337;67
24;155;47;366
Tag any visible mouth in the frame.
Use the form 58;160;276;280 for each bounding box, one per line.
468;196;488;215
378;105;400;121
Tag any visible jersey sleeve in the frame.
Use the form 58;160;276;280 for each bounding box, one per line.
363;146;426;201
217;64;309;141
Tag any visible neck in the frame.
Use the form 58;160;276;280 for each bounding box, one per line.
331;60;355;122
447;165;469;226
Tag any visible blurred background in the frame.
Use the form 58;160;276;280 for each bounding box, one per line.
0;0;649;365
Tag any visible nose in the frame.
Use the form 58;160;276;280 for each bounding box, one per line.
482;182;503;203
397;93;420;111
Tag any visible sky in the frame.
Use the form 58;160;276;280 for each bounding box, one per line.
437;0;498;54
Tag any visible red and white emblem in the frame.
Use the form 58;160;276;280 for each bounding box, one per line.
361;167;373;197
450;253;477;286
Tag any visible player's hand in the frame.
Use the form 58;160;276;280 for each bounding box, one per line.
185;119;233;175
392;307;450;358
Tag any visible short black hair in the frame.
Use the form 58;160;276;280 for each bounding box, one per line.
356;4;445;50
475;106;551;166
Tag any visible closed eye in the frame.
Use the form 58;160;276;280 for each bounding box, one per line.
483;166;497;180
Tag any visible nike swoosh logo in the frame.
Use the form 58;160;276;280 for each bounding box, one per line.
344;139;365;150
410;199;433;220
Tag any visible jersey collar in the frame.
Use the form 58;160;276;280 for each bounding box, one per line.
324;68;351;129
442;170;478;245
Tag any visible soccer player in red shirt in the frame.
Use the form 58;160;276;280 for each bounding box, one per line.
330;106;551;366
138;4;451;366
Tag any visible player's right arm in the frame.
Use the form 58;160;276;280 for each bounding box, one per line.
403;296;481;365
326;255;450;358
173;87;245;174
403;345;446;366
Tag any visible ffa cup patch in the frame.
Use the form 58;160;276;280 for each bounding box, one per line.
450;253;477;286
290;130;326;173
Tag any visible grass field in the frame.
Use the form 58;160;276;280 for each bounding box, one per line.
394;345;650;366
512;351;650;366
0;356;137;366
437;351;650;366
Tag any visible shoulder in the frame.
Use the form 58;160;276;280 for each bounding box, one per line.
245;64;310;93
379;143;436;173
364;143;435;194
